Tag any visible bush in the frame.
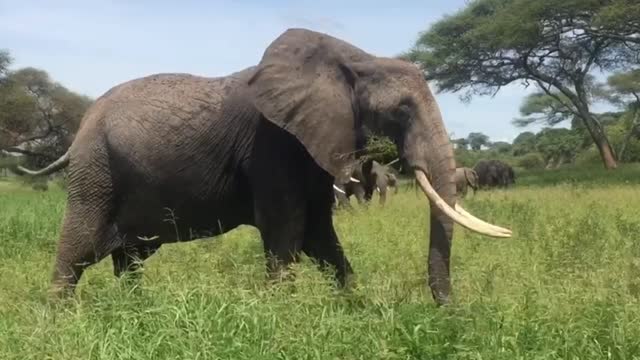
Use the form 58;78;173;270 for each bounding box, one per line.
31;181;48;191
574;146;603;166
517;153;545;170
52;173;68;191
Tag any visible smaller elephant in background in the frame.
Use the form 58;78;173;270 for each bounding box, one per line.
333;177;366;210
333;158;399;207
455;167;478;196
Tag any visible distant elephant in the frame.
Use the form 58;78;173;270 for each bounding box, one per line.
455;167;478;196
363;160;399;205
13;28;510;305
334;158;399;207
473;160;515;189
333;177;365;210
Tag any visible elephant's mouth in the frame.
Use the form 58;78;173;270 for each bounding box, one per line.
414;169;511;238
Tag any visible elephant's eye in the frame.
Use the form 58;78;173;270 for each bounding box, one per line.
392;104;412;122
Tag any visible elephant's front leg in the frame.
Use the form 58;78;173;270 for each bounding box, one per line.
378;186;387;206
353;184;366;204
302;181;354;287
253;192;306;281
251;171;306;281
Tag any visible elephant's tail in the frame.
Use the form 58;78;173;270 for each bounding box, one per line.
9;151;70;177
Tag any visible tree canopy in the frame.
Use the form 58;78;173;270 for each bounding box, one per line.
408;0;640;169
0;53;92;167
602;70;640;160
467;132;490;150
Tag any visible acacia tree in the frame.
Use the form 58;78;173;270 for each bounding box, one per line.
452;137;469;150
0;63;92;166
467;132;489;151
0;50;10;80
512;131;537;156
408;0;640;169
535;128;582;168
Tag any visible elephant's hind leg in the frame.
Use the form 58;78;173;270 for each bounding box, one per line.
50;202;119;297
49;150;120;297
111;240;162;279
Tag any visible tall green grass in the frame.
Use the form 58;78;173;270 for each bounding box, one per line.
1;178;639;359
516;163;640;187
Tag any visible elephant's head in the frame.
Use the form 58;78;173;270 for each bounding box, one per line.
464;168;479;191
248;28;511;304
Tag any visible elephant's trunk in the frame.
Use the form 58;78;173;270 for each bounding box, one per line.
403;87;510;305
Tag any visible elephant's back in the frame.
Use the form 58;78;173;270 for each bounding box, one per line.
68;68;258;189
79;67;257;131
86;70;252;155
97;73;235;127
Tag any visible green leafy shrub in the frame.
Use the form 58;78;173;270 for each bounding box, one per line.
517;153;545;170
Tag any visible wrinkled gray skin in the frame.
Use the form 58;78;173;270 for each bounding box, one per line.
455;167;478;197
334;159;398;208
473;160;515;189
17;28;459;305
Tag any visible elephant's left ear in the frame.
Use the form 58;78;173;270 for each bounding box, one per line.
464;169;475;184
247;29;369;183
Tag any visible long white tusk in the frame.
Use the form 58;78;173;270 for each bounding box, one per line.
350;177;360;183
414;170;511;238
333;184;346;194
455;204;512;235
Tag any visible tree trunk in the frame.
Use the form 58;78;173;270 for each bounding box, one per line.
594;135;618;169
545;157;556;170
579;111;618;170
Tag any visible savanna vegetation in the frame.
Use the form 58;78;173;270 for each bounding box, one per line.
2;166;640;359
1;0;639;358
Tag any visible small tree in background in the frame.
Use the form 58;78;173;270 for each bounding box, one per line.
467;132;489;151
0;58;92;167
0;49;11;81
512;131;537;156
452;137;469;150
602;70;640;161
535;128;582;168
488;141;512;154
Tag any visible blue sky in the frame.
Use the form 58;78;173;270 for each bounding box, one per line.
1;0;550;142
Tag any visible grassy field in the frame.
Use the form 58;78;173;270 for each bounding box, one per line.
1;168;640;359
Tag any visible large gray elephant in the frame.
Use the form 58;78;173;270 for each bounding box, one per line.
14;28;511;305
455;167;478;197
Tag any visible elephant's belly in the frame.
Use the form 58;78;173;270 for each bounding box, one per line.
115;190;254;244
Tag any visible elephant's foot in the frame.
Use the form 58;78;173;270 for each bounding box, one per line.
339;271;358;292
47;283;73;299
428;277;452;306
47;273;80;301
265;254;299;286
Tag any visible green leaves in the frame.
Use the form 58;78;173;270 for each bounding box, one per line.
409;0;638;103
467;132;490;151
0;52;92;166
364;135;398;165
